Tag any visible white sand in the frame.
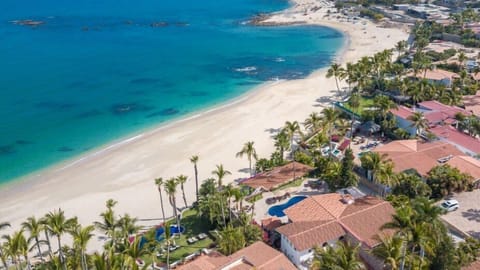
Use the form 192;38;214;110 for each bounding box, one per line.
0;0;408;250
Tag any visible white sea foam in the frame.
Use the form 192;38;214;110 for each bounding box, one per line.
235;66;257;72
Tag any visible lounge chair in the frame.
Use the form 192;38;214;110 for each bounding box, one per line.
197;233;208;240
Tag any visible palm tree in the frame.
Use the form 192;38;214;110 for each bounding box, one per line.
212;164;231;187
348;92;361;139
164;177;181;232
176;175;189;208
326;62;346;95
322;107;339;158
395;40;408;58
94;199;118;248
190;155;200;202
274;130;289;161
458;51;467;69
372;234;405;270
44;209;77;270
154;177;167;226
312;241;365;270
360;152;394;184
407;111;428;137
304;112;323;134
218;225;246;256
21;216;44;262
70;224;95;270
236;141;258;176
0;222;11;269
3;230;30;270
374;95;398;125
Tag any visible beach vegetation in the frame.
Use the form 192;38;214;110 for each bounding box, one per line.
236;141;258;177
189;155;200;203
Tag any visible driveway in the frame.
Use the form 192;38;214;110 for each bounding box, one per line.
440;190;480;239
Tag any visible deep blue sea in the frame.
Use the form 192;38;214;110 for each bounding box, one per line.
0;0;344;182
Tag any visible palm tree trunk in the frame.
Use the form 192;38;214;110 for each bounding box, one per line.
251;200;256;220
194;165;199;203
57;236;67;270
44;229;53;260
335;77;340;95
24;254;31;270
35;237;43;261
0;248;9;269
248;156;252;176
172;197;181;233
166;240;170;270
181;186;188;209
81;250;87;270
158;187;167;226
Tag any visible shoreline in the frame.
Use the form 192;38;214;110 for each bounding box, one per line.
0;0;409;251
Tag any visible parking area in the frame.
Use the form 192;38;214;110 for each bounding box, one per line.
440;190;480;239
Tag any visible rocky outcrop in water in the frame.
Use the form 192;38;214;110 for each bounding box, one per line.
11;19;45;27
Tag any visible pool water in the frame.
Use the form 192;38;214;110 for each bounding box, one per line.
268;196;307;217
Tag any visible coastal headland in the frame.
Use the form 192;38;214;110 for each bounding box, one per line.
0;0;408;250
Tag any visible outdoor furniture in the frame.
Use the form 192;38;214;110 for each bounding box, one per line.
187;237;198;244
265;197;277;205
136;259;145;267
197;233;208;240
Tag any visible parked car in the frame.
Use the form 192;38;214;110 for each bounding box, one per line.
441;199;459;212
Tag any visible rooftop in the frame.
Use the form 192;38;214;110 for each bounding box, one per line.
430;125;480;154
463;90;480;116
276;194;395;251
390;101;470;125
447;156;480;181
374;140;463;175
240;162;313;191
407;68;458;81
177;241;297;270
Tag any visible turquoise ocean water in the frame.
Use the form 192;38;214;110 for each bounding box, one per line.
0;0;344;182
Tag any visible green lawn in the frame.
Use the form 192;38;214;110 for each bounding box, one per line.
341;96;375;116
154;209;215;264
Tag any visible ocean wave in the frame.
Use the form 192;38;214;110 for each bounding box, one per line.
274;57;285;62
235;66;257;72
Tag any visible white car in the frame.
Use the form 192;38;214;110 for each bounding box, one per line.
441;199;459;212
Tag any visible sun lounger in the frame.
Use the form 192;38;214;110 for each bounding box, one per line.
197;233;208;240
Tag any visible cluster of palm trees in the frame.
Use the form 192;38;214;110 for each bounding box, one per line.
374;196;480;269
0;205;144;270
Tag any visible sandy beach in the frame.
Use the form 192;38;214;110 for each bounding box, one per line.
0;0;408;250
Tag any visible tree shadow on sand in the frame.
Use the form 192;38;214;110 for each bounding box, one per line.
461;208;480;222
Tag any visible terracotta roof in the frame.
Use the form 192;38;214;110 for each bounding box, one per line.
374;140;463;175
430;125;480;154
177;242;296;270
447;156;480;181
276;221;345;251
471;73;480;81
277;194;394;251
419;100;470;119
463;259;480;270
463;90;480;116
390;105;414;119
241;162;313;191
261;217;283;231
408;69;458;81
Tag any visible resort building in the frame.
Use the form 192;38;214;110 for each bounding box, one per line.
389;101;469;136
374;140;480;187
176;241;297;270
374;140;463;176
429;125;480;157
240;162;313;191
275;193;395;270
407;68;458;87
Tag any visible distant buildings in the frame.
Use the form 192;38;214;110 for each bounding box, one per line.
275;193;395;270
407;69;459;87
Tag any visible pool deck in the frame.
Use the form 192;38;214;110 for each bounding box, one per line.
252;178;329;224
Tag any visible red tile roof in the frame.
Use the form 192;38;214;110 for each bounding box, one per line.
408;69;458;81
177;242;296;270
241;162;313;191
419;100;470;119
277;194;395;251
374;140;463;175
261;217;283;231
447;156;480;181
463;90;480;116
430;125;480;154
390;105;414;119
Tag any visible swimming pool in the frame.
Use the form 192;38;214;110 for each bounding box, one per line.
268;196;307;217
